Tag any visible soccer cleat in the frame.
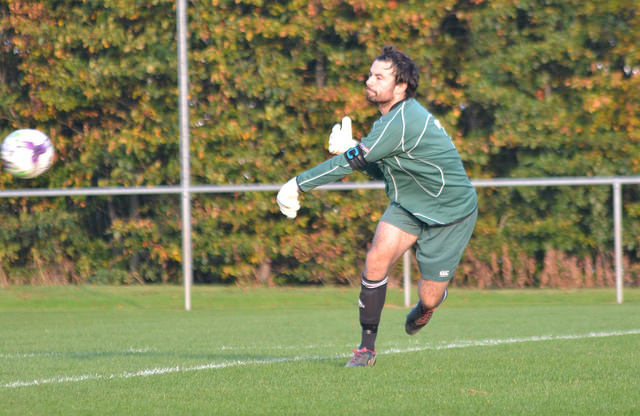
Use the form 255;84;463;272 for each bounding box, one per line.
405;289;447;335
345;347;376;367
404;301;436;335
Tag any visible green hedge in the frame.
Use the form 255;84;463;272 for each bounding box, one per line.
1;0;639;287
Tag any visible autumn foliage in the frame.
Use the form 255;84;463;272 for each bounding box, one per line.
1;0;639;287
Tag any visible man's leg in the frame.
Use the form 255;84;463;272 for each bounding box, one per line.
363;219;418;280
346;220;417;367
418;279;449;309
405;208;478;335
361;220;417;346
404;279;449;335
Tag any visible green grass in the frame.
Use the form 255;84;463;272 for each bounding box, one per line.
1;286;639;415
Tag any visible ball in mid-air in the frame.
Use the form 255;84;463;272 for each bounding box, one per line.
1;129;55;178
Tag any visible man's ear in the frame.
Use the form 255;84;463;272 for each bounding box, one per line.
394;82;408;99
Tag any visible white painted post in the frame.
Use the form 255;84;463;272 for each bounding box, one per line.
403;251;411;307
613;182;623;304
177;0;192;311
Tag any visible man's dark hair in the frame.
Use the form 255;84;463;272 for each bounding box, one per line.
376;46;419;98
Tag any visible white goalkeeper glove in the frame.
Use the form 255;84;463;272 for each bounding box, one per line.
328;116;358;155
277;177;301;219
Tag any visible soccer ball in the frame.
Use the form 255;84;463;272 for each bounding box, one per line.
1;129;55;178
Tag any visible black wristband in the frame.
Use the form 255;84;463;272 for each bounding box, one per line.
345;144;367;170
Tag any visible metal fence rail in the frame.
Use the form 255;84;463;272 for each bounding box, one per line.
1;176;639;308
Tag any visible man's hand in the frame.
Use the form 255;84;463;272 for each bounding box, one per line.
277;177;300;219
328;116;358;154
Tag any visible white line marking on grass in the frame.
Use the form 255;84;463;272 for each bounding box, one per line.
1;357;326;389
2;329;638;389
382;329;640;353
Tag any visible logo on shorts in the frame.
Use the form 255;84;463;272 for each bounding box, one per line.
439;270;450;278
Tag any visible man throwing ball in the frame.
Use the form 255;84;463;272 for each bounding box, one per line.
277;46;477;367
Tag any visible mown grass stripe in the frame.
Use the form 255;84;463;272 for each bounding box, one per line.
3;329;638;389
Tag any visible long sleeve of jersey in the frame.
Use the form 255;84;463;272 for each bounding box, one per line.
296;98;477;225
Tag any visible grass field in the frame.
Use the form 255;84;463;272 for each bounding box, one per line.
1;285;639;415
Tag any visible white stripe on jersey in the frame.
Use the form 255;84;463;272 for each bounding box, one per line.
297;163;348;188
368;102;405;154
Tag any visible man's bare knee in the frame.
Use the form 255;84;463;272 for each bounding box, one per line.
364;250;393;281
364;221;417;281
418;279;449;309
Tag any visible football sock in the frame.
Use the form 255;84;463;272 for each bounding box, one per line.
358;275;388;351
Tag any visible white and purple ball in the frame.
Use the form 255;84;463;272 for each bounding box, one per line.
1;129;54;178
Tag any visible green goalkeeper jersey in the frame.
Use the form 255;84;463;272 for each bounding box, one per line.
296;98;477;225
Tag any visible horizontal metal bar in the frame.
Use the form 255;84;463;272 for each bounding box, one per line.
0;186;183;198
471;176;640;187
2;176;640;198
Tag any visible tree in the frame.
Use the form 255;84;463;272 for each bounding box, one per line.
0;0;638;287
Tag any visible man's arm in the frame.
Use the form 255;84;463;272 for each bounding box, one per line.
276;108;403;218
296;153;354;192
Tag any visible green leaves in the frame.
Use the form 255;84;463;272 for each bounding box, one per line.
0;0;638;286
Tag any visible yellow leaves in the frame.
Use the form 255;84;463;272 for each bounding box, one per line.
584;95;612;113
3;0;640;285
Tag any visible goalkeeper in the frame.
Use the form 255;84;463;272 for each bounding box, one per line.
277;46;477;367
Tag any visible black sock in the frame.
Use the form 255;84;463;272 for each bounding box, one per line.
358;275;388;351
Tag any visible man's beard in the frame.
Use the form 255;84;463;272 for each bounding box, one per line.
366;89;392;106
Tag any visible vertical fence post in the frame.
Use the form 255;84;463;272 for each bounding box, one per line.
177;0;192;311
403;251;411;307
613;181;623;304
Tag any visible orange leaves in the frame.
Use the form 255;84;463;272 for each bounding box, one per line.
2;0;640;285
8;1;48;22
584;95;612;113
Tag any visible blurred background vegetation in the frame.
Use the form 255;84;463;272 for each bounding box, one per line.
1;0;639;287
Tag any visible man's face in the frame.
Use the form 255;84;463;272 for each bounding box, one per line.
365;59;399;106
